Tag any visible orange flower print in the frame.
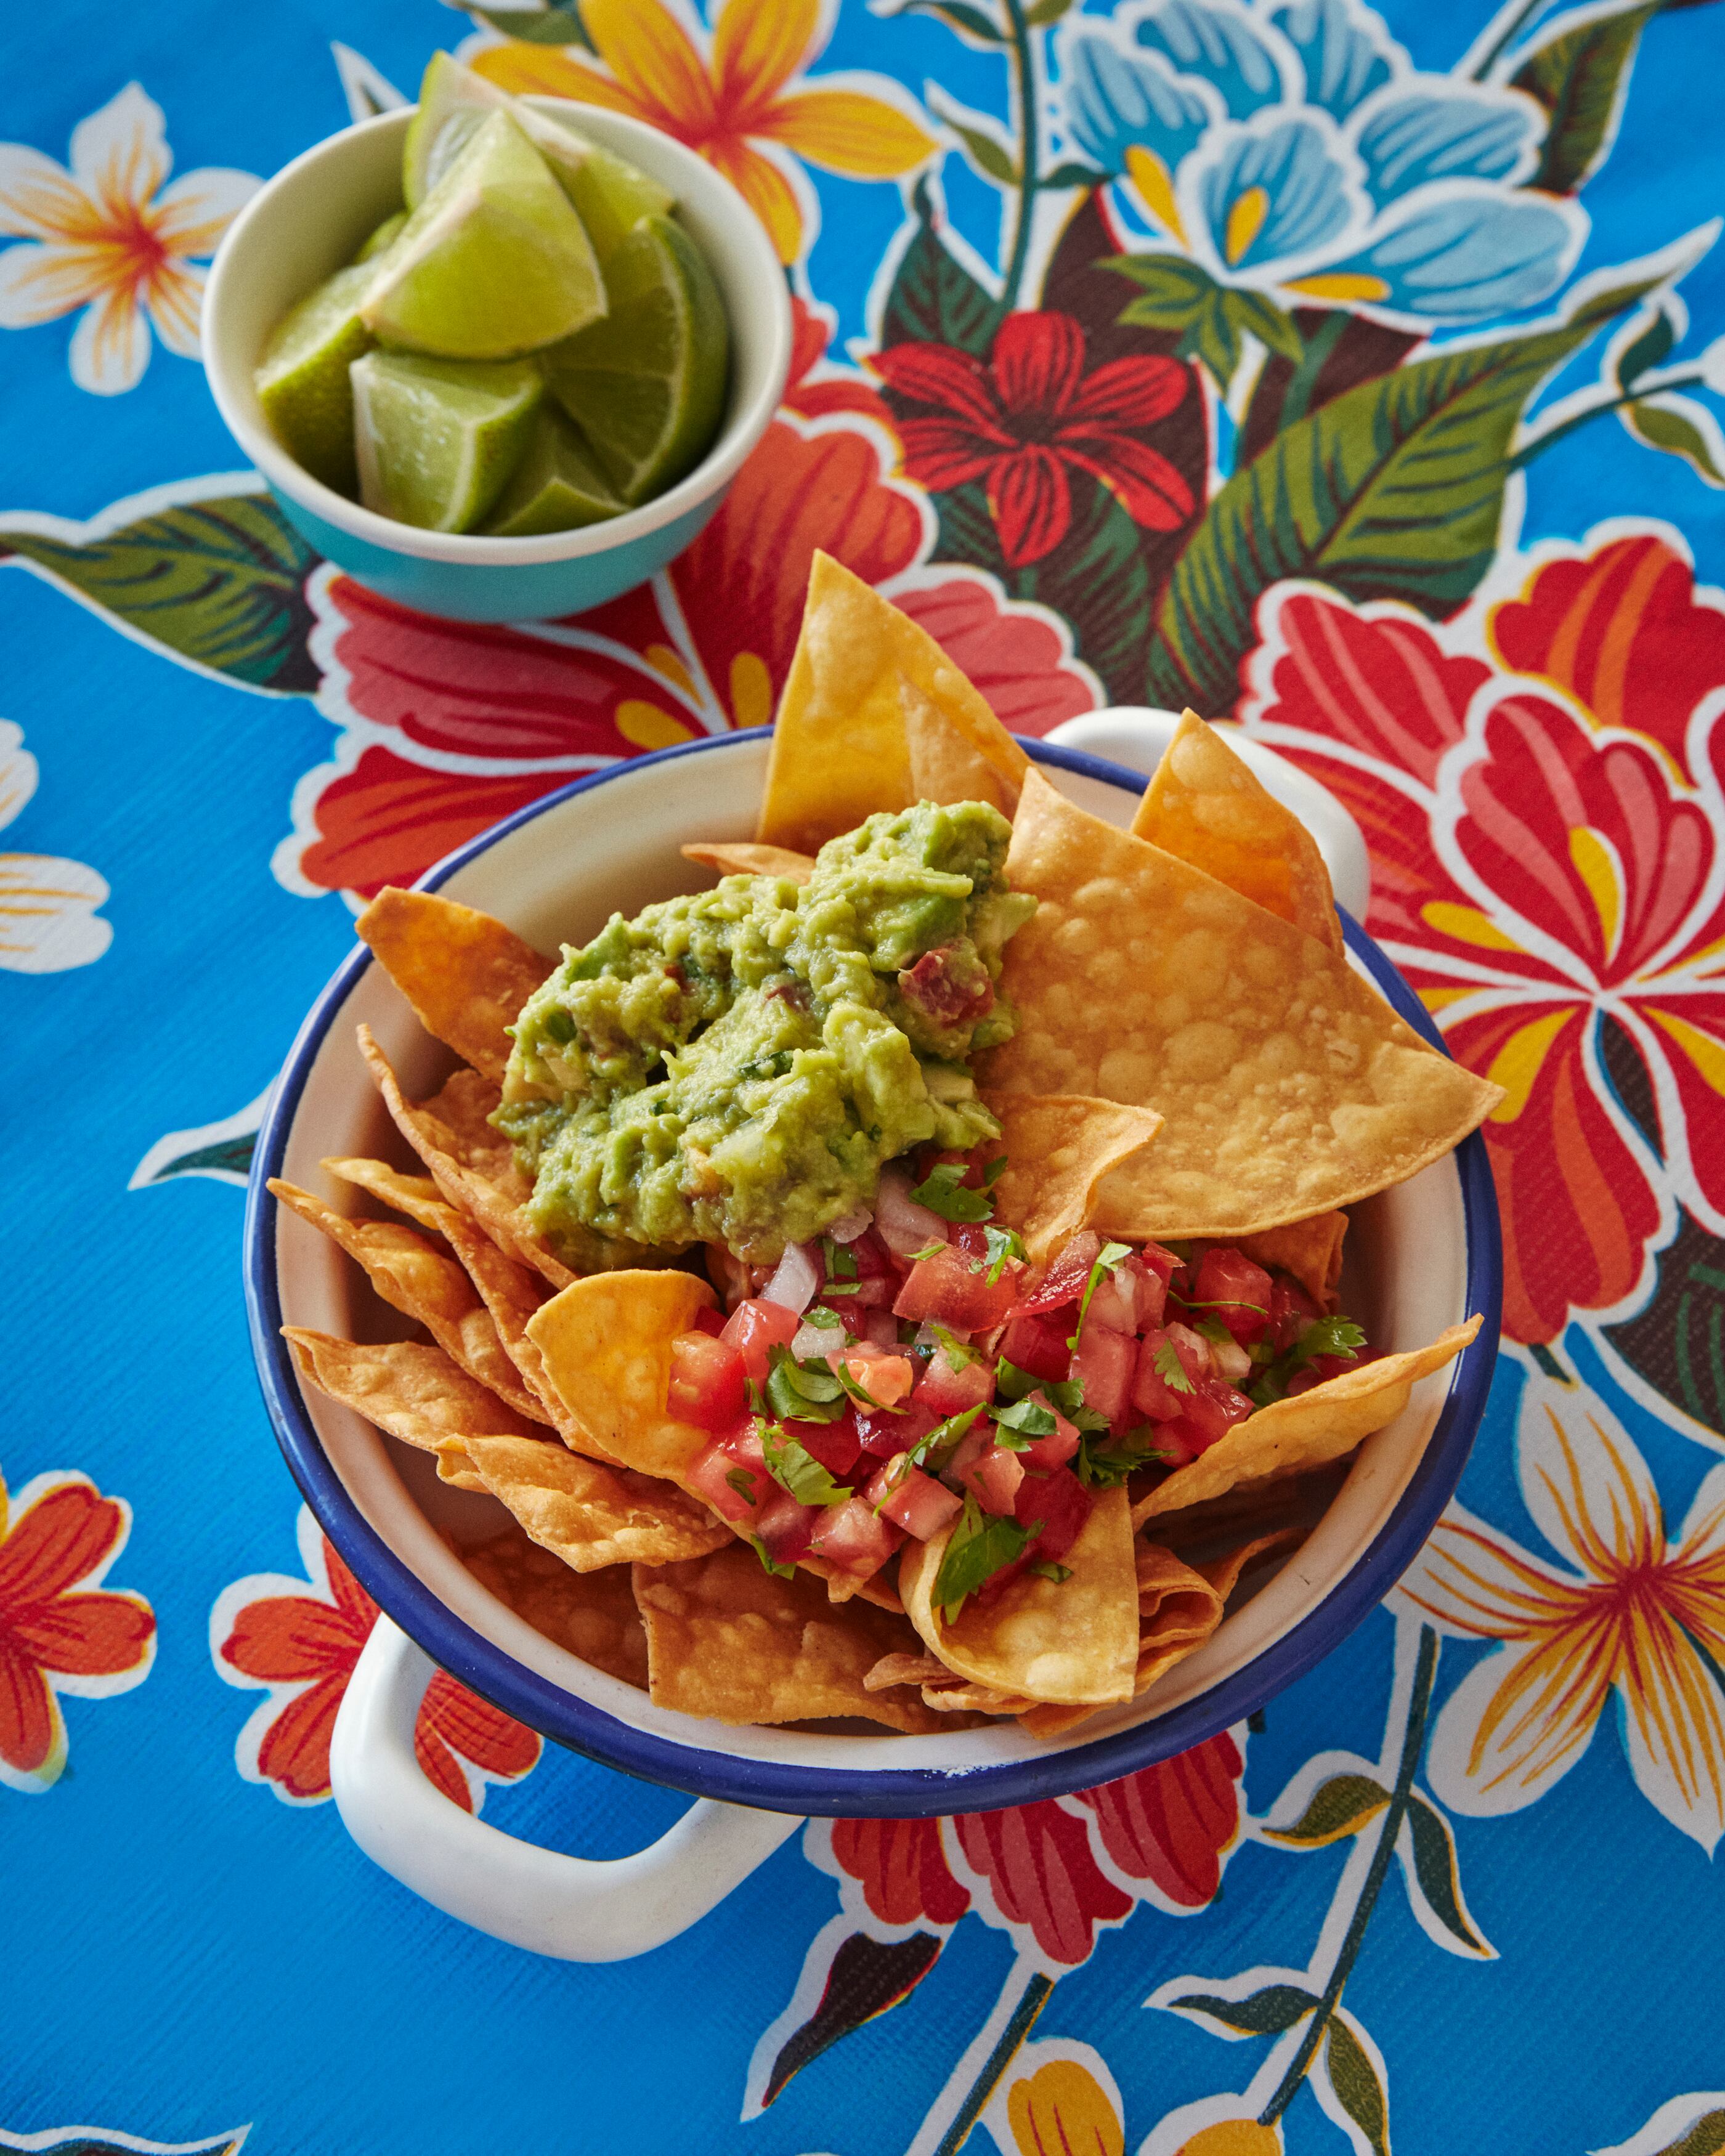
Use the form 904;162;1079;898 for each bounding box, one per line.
0;83;256;394
468;0;936;263
1399;1372;1725;1852
0;1467;155;1793
211;1507;540;1812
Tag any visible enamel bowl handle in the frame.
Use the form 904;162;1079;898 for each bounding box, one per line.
330;1616;803;1961
1045;705;1373;923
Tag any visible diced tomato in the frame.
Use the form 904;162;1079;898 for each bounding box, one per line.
947;1416;994;1479
797;1410;865;1479
1193;1247;1274;1344
667;1330;749;1432
1267;1274;1321;1352
854;1399;939;1458
1159;1374;1256;1459
997;1310;1071;1383
961;1443;1025;1515
1011;1463;1094;1563
865;1456;964;1540
1016;1231;1101;1316
912;1143;996;1191
900;945;995;1026
811;1494;903;1578
893;1244;1017;1331
1015;1390;1081;1471
686;1439;764;1523
691;1304;728;1338
857;1306;902;1349
839;1346;915;1407
721;1297;802;1385
914;1343;996;1416
757;1490;820;1563
1136;1242;1181;1289
1070;1327;1135;1429
1132;1324;1215;1422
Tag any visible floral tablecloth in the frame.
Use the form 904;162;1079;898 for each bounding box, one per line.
6;0;1725;2150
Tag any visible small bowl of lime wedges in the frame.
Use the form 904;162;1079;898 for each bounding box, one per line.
203;57;792;623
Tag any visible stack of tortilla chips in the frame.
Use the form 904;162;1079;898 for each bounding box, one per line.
276;551;1496;1739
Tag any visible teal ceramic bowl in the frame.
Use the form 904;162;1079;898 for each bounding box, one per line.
202;100;792;623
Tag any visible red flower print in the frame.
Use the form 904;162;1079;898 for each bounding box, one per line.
810;1737;1246;1971
280;403;1097;902
0;1467;155;1793
1242;535;1725;1345
874;311;1193;567
211;1507;540;1812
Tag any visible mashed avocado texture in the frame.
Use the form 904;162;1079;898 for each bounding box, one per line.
495;800;1035;1263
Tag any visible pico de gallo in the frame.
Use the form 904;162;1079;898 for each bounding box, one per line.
669;1145;1372;1619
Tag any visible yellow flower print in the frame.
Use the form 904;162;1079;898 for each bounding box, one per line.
0;83;256;395
1398;1371;1725;1852
469;0;936;264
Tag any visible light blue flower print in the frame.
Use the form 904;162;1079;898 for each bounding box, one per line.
1058;0;1583;328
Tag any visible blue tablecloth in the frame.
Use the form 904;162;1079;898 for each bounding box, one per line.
7;2;1725;2150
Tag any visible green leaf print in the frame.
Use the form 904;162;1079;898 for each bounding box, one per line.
1321;2012;1390;2155
879;176;997;357
0;487;319;694
1144;272;1660;713
1263;1771;1392;1848
1511;2;1662;195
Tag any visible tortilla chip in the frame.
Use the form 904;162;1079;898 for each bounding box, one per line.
524;1270;716;1482
1134;1461;1350;1552
269;1179;546;1422
464;1523;648;1687
680;840;815;885
983;771;1501;1237
1132;710;1342;951
460;1435;727;1571
758;551;1028;852
898;1485;1138;1706
283;1328;534;1490
983;1092;1163;1265
631;1542;951;1732
1235;1212;1348;1311
322;1156;450;1234
356;886;551;1084
902;682;1018;816
357;1024;575;1289
1134;1316;1482;1524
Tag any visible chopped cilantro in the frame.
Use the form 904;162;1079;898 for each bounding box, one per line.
834;1359;900;1413
983;1154;1009;1187
996;1356;1089;1417
1151;1337;1196;1395
1191;1314;1234;1351
928;1324;980;1370
1068;1239;1133;1348
822;1238;858;1281
747;1535;797;1579
764;1345;846;1423
1076;1425;1175;1487
933;1496;1042;1622
1249;1315;1366;1406
801;1305;850;1334
909;1401;985;1474
726;1465;761;1506
1028;1560;1073;1584
970;1223;1026;1284
994;1395;1058;1440
908;1240;946;1262
911;1161;995;1223
760;1420;853;1507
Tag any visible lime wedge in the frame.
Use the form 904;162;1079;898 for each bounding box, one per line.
539;214;728;504
484;405;622;536
362;110;605;360
254;262;376;493
354;209;407;263
352;351;542;532
402;54;673;261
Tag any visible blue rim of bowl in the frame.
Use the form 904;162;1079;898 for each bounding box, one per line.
245;729;1502;1818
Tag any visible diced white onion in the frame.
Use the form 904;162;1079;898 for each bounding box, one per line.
826;1206;871;1244
1211;1334;1252;1384
793;1321;846;1360
874;1165;950;1258
761;1239;821;1313
914;1319;970;1351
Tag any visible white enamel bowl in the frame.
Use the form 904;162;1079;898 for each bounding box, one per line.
245;731;1499;1951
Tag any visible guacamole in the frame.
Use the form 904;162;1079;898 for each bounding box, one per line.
495;800;1036;1263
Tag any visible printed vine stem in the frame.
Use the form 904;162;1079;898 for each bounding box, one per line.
1464;0;1553;79
996;0;1039;325
1257;1624;1441;2128
1510;368;1710;466
932;1969;1055;2155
